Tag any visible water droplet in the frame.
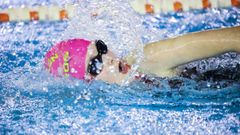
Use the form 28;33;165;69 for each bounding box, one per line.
42;87;48;92
207;82;211;87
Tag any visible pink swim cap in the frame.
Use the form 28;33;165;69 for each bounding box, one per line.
44;38;91;79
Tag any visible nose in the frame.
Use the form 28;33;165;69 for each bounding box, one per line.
105;56;119;67
103;50;119;63
106;51;117;59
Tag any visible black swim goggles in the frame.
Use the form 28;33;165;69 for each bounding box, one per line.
87;40;108;76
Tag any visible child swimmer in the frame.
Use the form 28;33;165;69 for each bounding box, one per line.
44;26;240;84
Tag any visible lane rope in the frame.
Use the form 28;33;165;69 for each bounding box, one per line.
0;0;239;22
130;0;240;14
0;5;76;22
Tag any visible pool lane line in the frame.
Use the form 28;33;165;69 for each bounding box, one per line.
131;0;240;14
0;0;240;22
0;5;76;22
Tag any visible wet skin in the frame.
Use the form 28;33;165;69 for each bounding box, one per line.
84;27;240;84
85;42;131;84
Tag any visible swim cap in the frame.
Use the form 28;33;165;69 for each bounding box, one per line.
44;38;91;79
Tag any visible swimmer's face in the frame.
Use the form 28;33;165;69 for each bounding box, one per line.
85;42;131;84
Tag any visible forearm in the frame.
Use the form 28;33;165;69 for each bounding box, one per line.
140;26;240;77
169;26;240;67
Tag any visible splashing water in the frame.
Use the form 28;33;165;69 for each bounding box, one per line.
0;0;240;134
65;0;140;54
64;0;149;84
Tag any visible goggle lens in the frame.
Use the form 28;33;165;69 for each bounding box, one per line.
87;40;108;76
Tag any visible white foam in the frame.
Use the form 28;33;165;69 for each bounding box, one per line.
64;0;147;84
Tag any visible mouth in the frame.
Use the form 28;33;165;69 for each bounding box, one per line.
119;61;131;74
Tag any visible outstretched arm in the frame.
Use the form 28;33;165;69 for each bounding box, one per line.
139;26;240;77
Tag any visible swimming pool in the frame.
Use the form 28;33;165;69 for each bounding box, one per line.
1;2;240;134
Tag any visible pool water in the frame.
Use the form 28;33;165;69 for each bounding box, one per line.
1;5;240;135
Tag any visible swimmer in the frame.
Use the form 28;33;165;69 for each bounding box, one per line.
44;26;240;84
